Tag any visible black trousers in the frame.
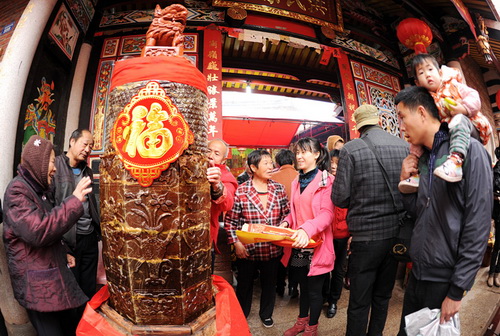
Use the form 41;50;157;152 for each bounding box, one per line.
397;272;450;336
328;237;349;304
0;311;7;336
235;257;279;320
27;308;79;336
346;238;398;336
72;230;99;317
276;262;287;292
490;201;500;274
292;265;328;326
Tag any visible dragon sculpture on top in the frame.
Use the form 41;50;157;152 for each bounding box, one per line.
141;4;189;57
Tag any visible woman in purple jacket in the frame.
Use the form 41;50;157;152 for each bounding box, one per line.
3;135;92;336
281;137;335;336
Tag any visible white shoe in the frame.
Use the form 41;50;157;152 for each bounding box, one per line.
433;156;463;183
398;175;419;194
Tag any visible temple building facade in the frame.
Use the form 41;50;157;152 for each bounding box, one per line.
0;0;499;334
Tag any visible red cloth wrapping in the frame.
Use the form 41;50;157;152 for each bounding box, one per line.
76;275;249;336
76;286;126;336
110;56;207;95
213;275;251;336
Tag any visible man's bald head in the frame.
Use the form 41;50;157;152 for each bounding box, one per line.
208;138;229;165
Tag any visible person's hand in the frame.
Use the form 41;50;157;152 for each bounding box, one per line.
67;254;76;268
440;296;461;324
279;221;289;228
400;154;419;181
73;177;92;202
291;229;310;248
234;242;249;259
447;99;467;116
206;161;222;189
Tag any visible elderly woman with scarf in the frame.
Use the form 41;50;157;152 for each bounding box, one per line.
3;135;93;336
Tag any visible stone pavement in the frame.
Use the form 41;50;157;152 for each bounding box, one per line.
244;266;500;336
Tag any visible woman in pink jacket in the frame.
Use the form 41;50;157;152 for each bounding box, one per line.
281;137;335;336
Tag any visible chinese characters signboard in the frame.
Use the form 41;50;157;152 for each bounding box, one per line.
213;0;343;31
336;51;359;139
203;26;223;140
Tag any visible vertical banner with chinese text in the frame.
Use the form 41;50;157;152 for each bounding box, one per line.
337;50;359;140
203;26;223;141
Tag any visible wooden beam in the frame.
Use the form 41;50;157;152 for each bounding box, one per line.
485;0;500;21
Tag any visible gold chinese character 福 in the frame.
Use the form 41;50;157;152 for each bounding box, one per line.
124;102;173;159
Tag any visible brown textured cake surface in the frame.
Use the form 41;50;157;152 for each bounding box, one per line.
100;76;212;325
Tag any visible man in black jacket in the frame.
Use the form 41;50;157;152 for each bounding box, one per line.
54;129;100;303
396;86;492;334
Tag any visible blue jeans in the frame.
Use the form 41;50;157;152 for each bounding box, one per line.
346;238;398;336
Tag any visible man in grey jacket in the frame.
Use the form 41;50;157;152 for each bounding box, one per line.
395;86;492;334
54;129;100;303
332;104;409;336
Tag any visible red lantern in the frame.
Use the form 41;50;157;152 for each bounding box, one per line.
396;18;433;54
496;89;500;109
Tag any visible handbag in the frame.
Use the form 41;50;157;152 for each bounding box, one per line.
392;213;414;263
362;136;414;263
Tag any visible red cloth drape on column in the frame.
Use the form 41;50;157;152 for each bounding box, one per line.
110;56;207;95
76;275;249;336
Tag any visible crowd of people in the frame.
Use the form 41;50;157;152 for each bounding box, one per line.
0;52;497;336
213;54;494;336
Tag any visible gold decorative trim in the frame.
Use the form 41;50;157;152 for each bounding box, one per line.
222;80;333;100
306;79;339;88
213;0;344;32
222;67;299;80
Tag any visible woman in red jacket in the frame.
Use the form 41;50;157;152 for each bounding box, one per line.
3;135;92;336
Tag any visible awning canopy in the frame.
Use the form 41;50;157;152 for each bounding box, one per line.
222;118;301;148
220;92;343;148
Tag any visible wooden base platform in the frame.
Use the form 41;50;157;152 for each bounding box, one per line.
99;303;216;336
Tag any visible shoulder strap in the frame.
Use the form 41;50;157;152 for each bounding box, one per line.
361;135;403;214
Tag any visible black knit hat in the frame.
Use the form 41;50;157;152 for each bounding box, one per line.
21;135;54;190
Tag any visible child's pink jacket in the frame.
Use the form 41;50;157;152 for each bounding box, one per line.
432;66;491;144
